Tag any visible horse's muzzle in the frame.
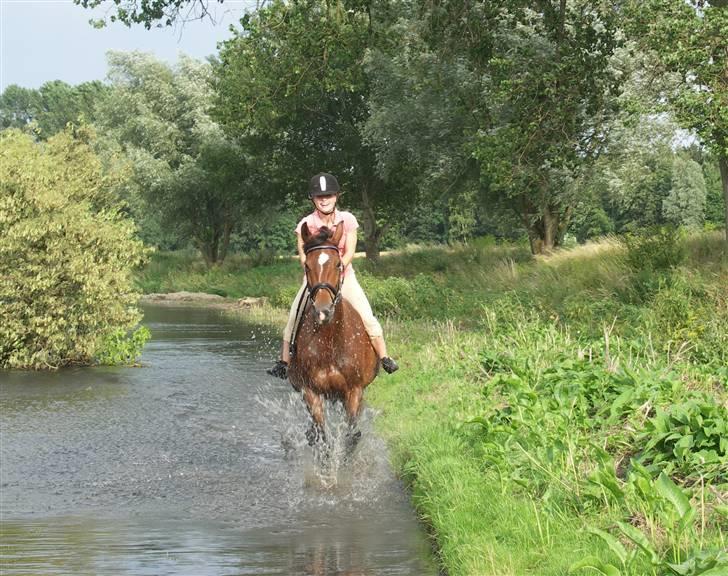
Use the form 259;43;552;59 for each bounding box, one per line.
313;304;334;325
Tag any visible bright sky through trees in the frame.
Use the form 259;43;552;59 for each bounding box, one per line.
0;0;249;90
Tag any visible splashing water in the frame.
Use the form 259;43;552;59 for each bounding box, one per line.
254;388;393;502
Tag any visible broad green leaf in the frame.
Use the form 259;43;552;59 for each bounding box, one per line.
587;527;627;564
698;567;728;576
616;521;658;564
656;472;692;520
569;556;622;576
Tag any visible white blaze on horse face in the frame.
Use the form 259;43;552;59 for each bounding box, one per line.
317;253;330;266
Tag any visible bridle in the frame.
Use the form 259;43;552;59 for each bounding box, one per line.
304;244;344;306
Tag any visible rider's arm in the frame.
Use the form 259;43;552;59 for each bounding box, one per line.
341;229;357;269
297;233;306;267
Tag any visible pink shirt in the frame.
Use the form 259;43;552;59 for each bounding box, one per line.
295;209;359;277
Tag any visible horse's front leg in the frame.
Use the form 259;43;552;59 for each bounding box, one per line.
303;387;325;446
344;387;363;452
344;387;363;423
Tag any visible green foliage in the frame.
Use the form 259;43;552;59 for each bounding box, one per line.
1;80;109;137
574;473;727;575
358;273;452;319
702;159;726;227
626;0;728;242
626;1;727;161
637;398;727;482
95;326;151;365
0;128;148;369
75;0;224;29
625;227;687;274
664;155;707;229
214;0;409;259
97;52;255;264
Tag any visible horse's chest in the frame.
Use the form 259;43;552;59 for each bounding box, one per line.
289;304;377;394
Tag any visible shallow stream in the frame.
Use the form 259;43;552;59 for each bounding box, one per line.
0;305;436;575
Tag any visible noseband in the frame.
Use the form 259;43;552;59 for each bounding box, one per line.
304;244;344;306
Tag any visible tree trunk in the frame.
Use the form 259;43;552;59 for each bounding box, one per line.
196;231;221;267
528;233;544;255
526;204;573;255
720;155;728;244
527;207;558;255
542;208;557;252
218;220;232;264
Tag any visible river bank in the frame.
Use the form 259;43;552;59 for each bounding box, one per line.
137;232;728;576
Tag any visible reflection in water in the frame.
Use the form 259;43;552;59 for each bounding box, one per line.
0;305;436;575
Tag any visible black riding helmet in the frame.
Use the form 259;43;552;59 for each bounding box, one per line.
308;173;341;198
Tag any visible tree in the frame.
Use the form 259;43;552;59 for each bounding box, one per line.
362;17;483;242
0;80;109;137
214;0;414;261
364;0;625;254
580;113;678;234
0;85;40;129
74;0;223;28
663;153;707;228
473;1;624;253
96;52;254;264
0;128;148;369
703;158;727;227
627;0;728;241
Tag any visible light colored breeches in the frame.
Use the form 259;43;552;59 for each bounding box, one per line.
283;273;383;343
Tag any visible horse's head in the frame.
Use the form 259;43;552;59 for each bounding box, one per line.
301;222;344;325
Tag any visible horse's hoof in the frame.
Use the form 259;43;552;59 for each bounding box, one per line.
345;429;362;453
267;359;288;379
305;424;324;447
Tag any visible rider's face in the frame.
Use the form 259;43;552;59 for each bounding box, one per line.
313;194;337;213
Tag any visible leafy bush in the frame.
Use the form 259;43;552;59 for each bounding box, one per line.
625;226;686;273
95;326;151;365
358;273;452;319
0;128;148;369
636;397;727;483
574;472;728;576
469;345;725;502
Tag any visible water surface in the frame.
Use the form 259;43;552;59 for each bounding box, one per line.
0;305;436;575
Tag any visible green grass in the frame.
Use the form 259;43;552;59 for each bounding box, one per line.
136;231;728;575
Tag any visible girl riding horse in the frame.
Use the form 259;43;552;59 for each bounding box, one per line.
268;172;398;379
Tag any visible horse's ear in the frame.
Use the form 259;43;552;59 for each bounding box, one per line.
301;222;311;243
331;223;344;245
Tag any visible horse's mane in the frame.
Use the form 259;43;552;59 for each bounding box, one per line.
303;226;337;251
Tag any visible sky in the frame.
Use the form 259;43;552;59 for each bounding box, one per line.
0;0;255;91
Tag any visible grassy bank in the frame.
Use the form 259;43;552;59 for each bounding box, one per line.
137;231;728;575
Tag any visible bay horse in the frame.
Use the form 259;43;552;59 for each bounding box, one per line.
288;223;379;445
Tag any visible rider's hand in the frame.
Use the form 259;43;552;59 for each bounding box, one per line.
299;255;306;268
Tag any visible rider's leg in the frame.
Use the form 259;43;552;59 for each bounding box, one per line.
281;278;307;359
370;336;388;359
341;274;399;373
268;278;306;378
280;339;292;364
341;274;383;344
